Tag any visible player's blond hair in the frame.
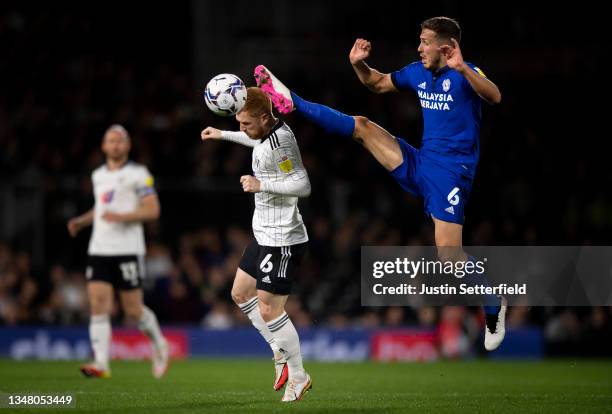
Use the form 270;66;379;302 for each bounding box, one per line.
239;87;273;117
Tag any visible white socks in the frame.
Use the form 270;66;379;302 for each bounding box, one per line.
89;307;164;369
238;297;281;357
138;306;165;350
239;298;305;380
266;312;306;382
89;314;111;370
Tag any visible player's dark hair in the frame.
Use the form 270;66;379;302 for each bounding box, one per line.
240;87;272;117
421;16;461;43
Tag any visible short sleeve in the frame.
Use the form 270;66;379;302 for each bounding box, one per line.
391;62;419;91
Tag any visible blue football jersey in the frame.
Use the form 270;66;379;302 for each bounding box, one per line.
391;62;486;175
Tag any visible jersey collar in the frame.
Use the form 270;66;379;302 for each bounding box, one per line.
432;65;451;78
105;159;131;171
260;120;284;143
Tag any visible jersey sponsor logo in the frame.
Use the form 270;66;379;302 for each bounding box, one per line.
418;82;427;89
101;190;115;204
261;275;272;283
442;79;451;92
145;176;155;187
447;187;460;206
444;206;455;215
277;155;294;173
416;90;453;111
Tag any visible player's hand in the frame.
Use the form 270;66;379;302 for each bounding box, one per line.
240;175;261;193
440;38;465;72
349;38;371;65
201;127;222;140
67;218;83;237
101;212;126;223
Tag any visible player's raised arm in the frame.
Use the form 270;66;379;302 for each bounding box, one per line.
201;126;223;140
442;38;502;105
349;38;397;94
201;127;260;148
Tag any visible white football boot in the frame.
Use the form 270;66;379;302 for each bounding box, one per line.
281;373;312;402
152;338;169;379
484;296;507;351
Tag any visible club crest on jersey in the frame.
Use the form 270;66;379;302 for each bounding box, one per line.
277;155;293;173
442;79;451;92
101;190;115;204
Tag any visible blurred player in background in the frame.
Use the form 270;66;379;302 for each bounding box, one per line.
201;87;312;402
255;16;507;350
67;125;169;378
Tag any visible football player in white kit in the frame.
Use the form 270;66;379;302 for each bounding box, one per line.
201;87;312;402
67;125;169;379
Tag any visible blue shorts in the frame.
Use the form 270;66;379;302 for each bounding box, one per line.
390;137;474;224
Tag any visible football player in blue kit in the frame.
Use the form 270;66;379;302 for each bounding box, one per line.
255;16;507;350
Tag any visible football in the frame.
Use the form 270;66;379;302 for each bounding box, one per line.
204;73;247;116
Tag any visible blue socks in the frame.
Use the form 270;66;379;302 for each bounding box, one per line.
290;92;355;137
467;256;501;315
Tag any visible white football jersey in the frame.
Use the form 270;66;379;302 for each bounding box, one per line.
88;162;156;256
221;121;310;247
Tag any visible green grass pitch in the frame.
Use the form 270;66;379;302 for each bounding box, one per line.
0;359;611;413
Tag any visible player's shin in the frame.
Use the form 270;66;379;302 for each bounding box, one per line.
466;256;501;314
238;297;281;357
266;312;306;382
290;92;355;138
138;306;165;349
89;314;111;370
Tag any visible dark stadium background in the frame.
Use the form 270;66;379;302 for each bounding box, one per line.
1;1;610;359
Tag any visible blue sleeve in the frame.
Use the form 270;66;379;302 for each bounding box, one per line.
391;63;419;91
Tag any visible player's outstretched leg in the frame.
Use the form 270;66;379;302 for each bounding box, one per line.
232;269;288;391
255;65;403;171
